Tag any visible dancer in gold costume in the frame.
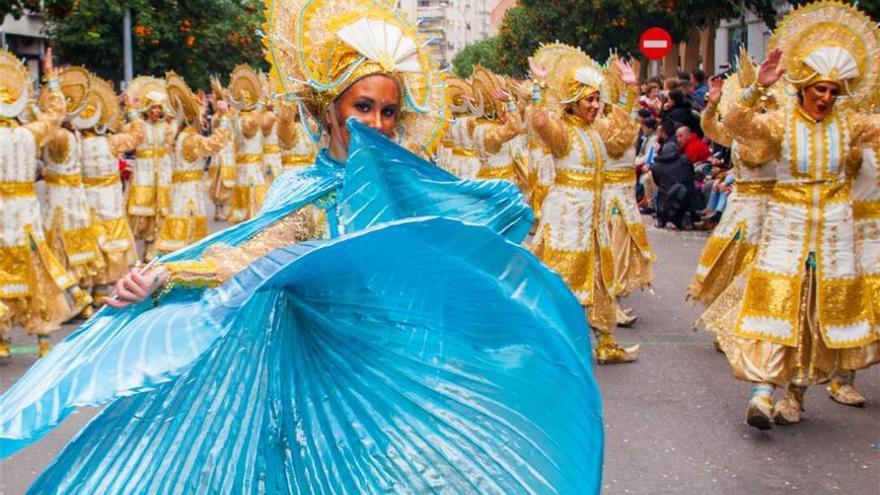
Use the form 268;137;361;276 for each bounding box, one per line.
0;49;90;357
229;65;269;223
527;43;641;364
710;1;880;429
207;76;237;221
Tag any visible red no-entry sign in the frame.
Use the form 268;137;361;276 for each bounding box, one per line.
639;27;672;60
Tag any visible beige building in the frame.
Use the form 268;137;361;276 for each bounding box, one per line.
1;12;47;80
398;0;491;67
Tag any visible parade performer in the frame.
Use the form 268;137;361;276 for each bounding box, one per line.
277;98;320;172
79;74;144;304
260;72;284;182
40;67;106;313
713;1;880;429
207;77;237;221
0;49;90;358
599;57;655;325
688;54;777;307
125;76;176;260
154;73;232;255
470;66;522;182
0;0;604;492
527;43;641;364
229;65;268;223
439;74;481;178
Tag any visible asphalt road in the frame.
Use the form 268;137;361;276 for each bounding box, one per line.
0;219;878;494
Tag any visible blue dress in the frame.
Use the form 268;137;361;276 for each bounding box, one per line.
0;120;604;494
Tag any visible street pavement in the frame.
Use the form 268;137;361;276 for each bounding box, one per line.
0;219;877;494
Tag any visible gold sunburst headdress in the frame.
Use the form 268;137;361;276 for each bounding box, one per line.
81;75;123;133
769;0;880;108
443;73;472;115
38;66;90;120
470;65;504;119
230;64;262;111
533;42;605;108
718;47;790;118
127;76;168;114
0;49;33;119
262;0;448;154
166;71;203;128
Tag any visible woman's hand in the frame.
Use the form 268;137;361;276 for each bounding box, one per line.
613;58;638;87
103;266;169;309
707;76;723;105
757;48;785;87
528;57;549;82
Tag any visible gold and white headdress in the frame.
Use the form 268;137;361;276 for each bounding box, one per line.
127;76;168;113
263;0;448;153
83;75;123;133
533;42;605;107
38;66;91;120
770;0;880;108
210;75;230;102
230;64;262;110
443;73;472;115
470;65;504;119
166;71;202;127
0;49;32;119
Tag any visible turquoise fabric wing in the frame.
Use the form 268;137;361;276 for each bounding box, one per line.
0;166;343;459
28;218;602;494
340;119;535;243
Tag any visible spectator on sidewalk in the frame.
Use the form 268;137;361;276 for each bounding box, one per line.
691;69;708;109
676;125;711;166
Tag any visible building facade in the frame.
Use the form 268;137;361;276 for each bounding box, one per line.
1;13;47;80
399;0;491;67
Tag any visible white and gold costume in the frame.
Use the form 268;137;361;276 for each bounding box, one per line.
471;67;521;182
125;77;175;257
436;74;478;177
708;1;880;427
229;65;268;223
278;102;319;171
600;60;655;298
0;51;88;352
155;73;232;254
40;68;105;289
79;75;142;297
262;105;283;182
526;43;639;363
207;77;236;221
689;67;777;306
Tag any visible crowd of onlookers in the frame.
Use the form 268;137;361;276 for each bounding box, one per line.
633;68;735;231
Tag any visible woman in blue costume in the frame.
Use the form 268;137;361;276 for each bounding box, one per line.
0;0;604;492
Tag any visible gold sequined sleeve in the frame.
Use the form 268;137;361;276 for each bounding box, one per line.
108;121;145;156
277;103;298;149
181;127;232;163
45;129;70;163
701;105;732;147
24;92;65;148
849;112;880;149
239;112;261;139
163;120;179;149
163;205;327;287
261;110;277;137
527;105;570;158
595;104;639;159
722;85;784;155
479;111;522;154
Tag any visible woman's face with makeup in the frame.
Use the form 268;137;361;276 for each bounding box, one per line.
326;74;400;158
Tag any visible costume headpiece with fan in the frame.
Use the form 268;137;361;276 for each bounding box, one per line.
770;0;880;108
262;0;447;154
470;65;504;119
127;76;168;114
166;71;203;128
229;65;263;111
0;48;34;119
38;66;91;122
443;73;472;116
534;42;606;108
70;74;122;133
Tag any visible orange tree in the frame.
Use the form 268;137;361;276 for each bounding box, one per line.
46;0;265;89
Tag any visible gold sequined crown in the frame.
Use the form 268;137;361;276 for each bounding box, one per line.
533;42;605;107
230;65;262;110
166;71;202;126
85;75;123;133
127;76;168;113
0;48;32;118
770;0;880;108
470;65;504;119
262;0;448;154
38;66;91;117
443;73;472;115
